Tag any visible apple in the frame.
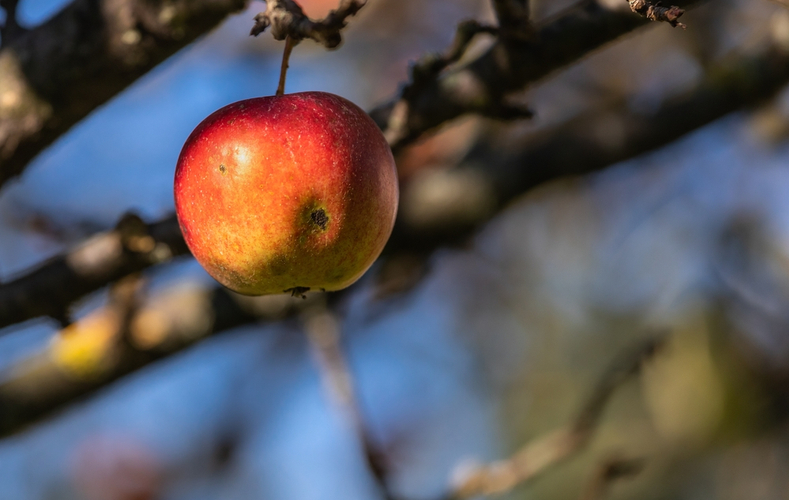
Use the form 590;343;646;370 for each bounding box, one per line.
174;91;398;296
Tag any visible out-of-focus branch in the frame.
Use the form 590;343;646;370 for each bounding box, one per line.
0;214;188;330
0;0;248;191
388;45;789;253
628;0;686;28
438;335;665;499
303;305;392;499
0;44;785;332
371;0;699;151
384;20;513;146
491;0;531;33
0;282;319;437
250;0;366;48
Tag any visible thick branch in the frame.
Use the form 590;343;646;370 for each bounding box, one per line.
0;45;785;332
372;0;699;150
0;283;313;436
0;214;189;329
387;45;789;252
0;0;248;191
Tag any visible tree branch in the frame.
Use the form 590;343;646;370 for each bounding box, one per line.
385;45;789;253
0;281;310;437
0;213;189;330
303;304;393;499
0;44;785;333
372;0;699;151
438;334;665;499
0;0;700;190
0;0;248;192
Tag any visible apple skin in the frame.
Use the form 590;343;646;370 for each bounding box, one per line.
174;91;398;296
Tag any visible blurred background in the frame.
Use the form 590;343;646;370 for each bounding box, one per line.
0;0;786;499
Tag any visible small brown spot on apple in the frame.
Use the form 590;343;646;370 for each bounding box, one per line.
310;208;329;230
219;164;226;174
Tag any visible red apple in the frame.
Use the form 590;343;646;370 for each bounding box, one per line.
174;92;398;296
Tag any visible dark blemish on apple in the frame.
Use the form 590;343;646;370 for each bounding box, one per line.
310;208;329;230
219;164;226;174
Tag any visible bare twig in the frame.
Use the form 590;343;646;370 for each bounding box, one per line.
578;455;645;500
250;0;366;48
628;0;686;28
303;303;392;498
441;335;666;499
371;0;699;151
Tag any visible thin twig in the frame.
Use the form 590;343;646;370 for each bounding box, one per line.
440;334;666;499
303;303;392;498
276;35;297;96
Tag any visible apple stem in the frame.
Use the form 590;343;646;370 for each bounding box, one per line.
276;35;296;96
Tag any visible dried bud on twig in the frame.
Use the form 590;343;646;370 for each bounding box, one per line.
250;0;367;48
628;0;686;28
